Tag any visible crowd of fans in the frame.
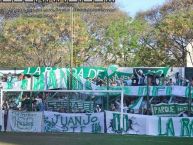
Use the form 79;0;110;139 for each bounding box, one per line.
1;70;193;89
89;71;193;87
0;70;193;117
2;94;47;112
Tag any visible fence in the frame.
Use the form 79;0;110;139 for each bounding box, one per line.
0;110;193;137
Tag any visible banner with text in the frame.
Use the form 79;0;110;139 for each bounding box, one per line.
97;86;192;97
105;111;193;137
44;111;104;133
151;103;193;116
106;111;147;134
7;110;43;132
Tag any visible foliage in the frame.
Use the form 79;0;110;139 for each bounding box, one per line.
135;0;193;67
0;0;192;67
0;11;90;67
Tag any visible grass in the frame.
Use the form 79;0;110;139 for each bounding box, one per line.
0;132;193;145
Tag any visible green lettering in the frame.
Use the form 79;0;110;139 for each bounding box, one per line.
158;117;166;136
166;118;175;136
112;113;121;131
181;118;190;137
123;115;129;132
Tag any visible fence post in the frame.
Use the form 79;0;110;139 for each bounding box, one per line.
188;85;191;116
120;90;124;134
106;76;109;110
0;89;3;110
146;76;150;115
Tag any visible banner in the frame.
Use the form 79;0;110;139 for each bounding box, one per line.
74;67;105;79
23;67;57;76
106;111;147;134
47;100;94;113
0;111;4;132
149;116;193;137
23;67;105;79
151;103;193;116
7;110;43;132
105;111;193;137
44;111;104;133
96;86;193;97
3;67;189;94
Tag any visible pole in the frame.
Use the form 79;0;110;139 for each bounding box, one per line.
69;7;74;90
120;90;124;133
106;75;109;110
146;76;150;115
0;89;3;110
188;85;191;116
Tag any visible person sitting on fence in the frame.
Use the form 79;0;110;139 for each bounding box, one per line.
136;70;145;86
95;77;104;86
159;74;166;86
124;77;132;86
111;81;117;86
2;100;9;132
110;103;116;111
59;107;67;113
32;100;38;111
95;104;102;113
123;101;128;113
191;77;193;86
21;95;31;111
115;99;121;112
131;74;138;86
167;78;174;86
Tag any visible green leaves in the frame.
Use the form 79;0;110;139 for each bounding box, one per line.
0;11;90;67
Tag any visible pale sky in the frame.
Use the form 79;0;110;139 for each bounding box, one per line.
116;0;166;17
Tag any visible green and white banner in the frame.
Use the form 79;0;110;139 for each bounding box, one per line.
150;116;193;137
106;111;147;134
33;68;68;90
151;103;193;116
44;111;104;133
96;86;193;97
7;110;43;132
47;100;94;113
106;111;193;137
23;67;57;76
2;67;188;93
3;68;68;90
23;67;105;79
73;67;105;79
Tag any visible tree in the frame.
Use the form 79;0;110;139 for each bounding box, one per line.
134;0;193;67
157;10;193;66
0;11;90;67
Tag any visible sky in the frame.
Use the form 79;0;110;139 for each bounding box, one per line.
116;0;166;17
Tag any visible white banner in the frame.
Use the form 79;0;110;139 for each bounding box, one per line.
122;86;188;97
44;111;104;133
172;86;187;97
149;116;193;137
106;111;147;135
0;110;4;132
7;110;43;132
106;111;193;137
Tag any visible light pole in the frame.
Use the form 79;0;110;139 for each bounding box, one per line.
69;7;74;90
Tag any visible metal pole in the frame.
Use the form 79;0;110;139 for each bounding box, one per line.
0;89;3;110
188;85;191;116
146;76;150;115
69;7;74;90
106;75;109;110
120;90;124;133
